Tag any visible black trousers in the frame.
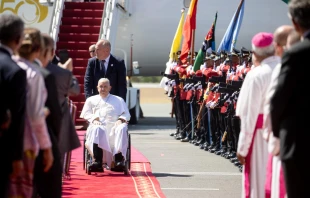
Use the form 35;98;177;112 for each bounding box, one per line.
93;143;103;163
0;163;10;198
282;158;309;198
32;132;62;198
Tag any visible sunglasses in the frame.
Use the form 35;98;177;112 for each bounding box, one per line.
89;50;95;53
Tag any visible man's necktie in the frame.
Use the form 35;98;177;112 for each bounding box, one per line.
101;60;106;76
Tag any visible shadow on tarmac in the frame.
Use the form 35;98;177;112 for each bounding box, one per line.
152;172;192;178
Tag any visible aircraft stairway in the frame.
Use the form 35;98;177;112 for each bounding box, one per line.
55;1;105;128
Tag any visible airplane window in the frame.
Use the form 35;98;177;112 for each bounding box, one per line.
183;0;191;8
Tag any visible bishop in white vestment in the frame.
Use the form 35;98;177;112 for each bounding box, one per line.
236;32;279;198
80;78;130;168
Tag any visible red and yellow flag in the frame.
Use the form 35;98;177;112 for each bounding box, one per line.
179;0;198;64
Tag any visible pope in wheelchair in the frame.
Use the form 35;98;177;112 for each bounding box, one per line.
80;78;130;172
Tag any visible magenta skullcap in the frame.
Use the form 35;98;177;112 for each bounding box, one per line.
252;32;273;48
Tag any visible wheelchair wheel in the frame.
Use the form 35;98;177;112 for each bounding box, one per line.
83;134;86;170
124;134;131;175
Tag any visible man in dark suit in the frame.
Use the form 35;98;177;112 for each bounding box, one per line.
32;35;63;198
84;39;127;101
0;14;26;198
45;34;81;157
270;0;310;197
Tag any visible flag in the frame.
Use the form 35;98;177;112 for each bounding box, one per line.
282;0;289;4
180;0;198;64
217;0;245;53
193;12;218;72
169;9;186;62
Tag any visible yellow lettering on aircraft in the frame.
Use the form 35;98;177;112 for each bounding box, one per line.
0;0;48;24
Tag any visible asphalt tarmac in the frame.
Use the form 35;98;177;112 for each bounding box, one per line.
128;85;242;198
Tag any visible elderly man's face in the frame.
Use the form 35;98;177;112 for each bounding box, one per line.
89;46;96;58
95;42;110;60
97;81;111;97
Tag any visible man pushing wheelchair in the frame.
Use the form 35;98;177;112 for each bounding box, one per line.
80;78;130;172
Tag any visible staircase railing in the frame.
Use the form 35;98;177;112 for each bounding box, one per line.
49;0;65;43
99;0;130;53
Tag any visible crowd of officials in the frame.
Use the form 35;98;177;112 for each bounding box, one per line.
162;0;310;197
0;14;80;198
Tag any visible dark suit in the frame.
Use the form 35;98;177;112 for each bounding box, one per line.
32;63;62;198
84;55;127;101
47;63;81;154
270;33;310;198
0;47;27;198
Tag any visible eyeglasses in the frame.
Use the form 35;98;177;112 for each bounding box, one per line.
89;50;95;53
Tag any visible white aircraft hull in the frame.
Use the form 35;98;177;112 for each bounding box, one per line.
114;0;291;76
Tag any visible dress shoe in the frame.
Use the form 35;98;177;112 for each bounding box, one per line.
89;162;103;172
115;160;125;167
215;148;226;155
175;133;185;140
239;165;243;172
194;138;204;146
180;137;190;142
190;137;198;144
170;132;178;136
230;157;238;163
199;142;207;149
225;152;236;159
234;161;241;166
209;147;220;153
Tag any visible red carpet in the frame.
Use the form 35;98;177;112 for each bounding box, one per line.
62;131;166;198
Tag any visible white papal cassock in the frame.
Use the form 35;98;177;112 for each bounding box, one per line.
263;62;286;198
80;94;130;167
236;56;280;198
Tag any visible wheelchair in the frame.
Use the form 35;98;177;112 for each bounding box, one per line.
83;128;131;175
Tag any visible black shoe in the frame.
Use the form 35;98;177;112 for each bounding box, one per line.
230;157;238;163
180;137;190;142
239;165;243;172
194;138;204;146
215;149;226;155
234;161;241;166
225;152;236;159
175;133;185;140
89;162;103;172
210;147;220;153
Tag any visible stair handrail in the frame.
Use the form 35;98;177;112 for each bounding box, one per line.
99;0;129;53
49;0;65;44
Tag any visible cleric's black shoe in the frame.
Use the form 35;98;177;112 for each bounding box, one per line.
115;160;125;167
89;162;103;172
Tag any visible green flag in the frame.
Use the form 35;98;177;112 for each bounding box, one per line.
282;0;289;4
193;12;218;72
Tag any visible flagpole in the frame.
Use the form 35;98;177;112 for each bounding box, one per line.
191;29;196;65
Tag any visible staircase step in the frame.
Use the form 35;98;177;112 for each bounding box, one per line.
75;118;87;126
58;33;99;42
68;50;90;58
75;75;84;84
61;17;102;26
70;92;86;102
73;67;87;75
72;59;89;67
63;10;103;18
64;2;104;10
60;25;100;34
73;102;85;110
57;42;95;50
